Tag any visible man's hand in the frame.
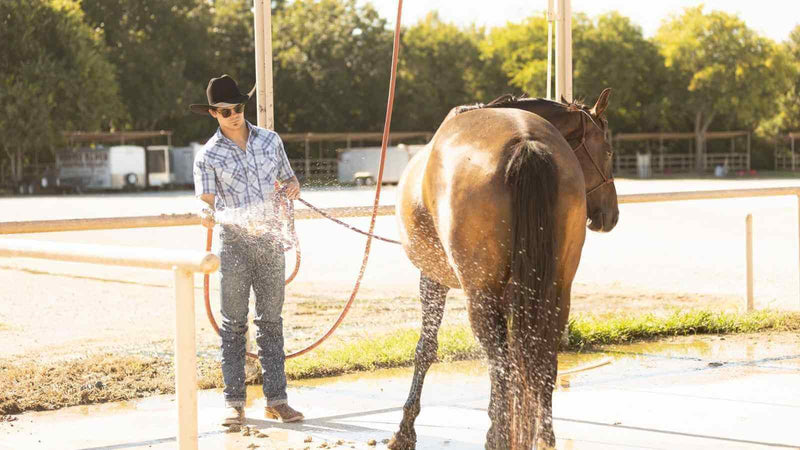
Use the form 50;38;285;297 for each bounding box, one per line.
282;177;301;200
200;207;216;229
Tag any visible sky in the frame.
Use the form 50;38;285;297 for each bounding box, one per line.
359;0;799;43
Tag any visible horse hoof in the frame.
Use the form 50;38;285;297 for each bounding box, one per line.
387;433;416;450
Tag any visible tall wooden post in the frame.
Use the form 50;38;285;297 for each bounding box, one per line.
555;0;572;103
253;0;275;130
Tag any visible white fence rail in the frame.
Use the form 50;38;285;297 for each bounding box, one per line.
614;152;749;175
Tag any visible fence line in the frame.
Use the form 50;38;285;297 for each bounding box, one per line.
3;187;798;235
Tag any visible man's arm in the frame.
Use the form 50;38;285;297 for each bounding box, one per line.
193;150;218;229
198;194;216;229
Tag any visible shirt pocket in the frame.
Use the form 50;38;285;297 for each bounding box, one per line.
218;165;246;195
257;153;278;186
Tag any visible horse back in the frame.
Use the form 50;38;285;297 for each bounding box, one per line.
397;108;585;290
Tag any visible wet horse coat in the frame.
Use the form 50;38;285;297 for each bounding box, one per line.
389;91;618;449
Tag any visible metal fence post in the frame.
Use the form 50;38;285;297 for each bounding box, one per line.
174;268;198;450
746;214;754;312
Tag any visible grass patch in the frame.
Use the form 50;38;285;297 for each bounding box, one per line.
286;326;481;379
567;309;800;349
2;309;798;415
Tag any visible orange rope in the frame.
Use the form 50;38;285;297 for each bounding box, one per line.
203;0;404;360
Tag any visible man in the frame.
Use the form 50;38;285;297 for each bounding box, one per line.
190;74;303;427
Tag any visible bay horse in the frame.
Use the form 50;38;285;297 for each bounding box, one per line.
388;89;618;450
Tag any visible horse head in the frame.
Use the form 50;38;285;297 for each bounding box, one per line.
561;88;618;232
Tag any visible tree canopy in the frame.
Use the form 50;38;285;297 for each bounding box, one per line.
574;12;668;132
272;0;393;132
0;0;123;180
762;25;800;134
655;6;793;167
1;0;798;175
80;0;212;131
394;13;511;131
656;8;791;132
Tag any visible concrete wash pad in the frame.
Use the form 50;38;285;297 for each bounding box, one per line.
1;333;798;449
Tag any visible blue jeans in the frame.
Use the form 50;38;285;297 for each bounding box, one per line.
219;226;287;407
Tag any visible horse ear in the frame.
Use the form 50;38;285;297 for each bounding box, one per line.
560;95;569;104
592;88;612;116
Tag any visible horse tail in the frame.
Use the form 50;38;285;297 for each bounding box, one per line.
504;139;558;449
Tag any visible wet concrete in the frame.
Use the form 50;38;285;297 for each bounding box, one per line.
1;334;798;449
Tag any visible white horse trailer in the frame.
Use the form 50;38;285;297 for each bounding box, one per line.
146;145;197;188
56;145;146;191
337;144;424;185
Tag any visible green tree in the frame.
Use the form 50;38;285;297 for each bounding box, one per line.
271;0;393;133
0;0;122;181
760;25;800;135
655;6;793;170
80;0;213;132
481;12;666;133
574;12;668;133
480;15;550;97
394;13;511;131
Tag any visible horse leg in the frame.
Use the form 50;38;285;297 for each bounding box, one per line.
464;288;510;450
537;272;580;449
534;353;557;450
388;274;449;450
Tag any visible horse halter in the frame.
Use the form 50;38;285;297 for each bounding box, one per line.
570;111;615;195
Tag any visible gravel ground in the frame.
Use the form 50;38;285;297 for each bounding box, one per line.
1;177;800;362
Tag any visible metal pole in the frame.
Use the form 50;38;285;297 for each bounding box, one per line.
304;137;311;180
555;0;572;103
253;0;275;130
174;268;198;450
746;214;754;312
546;0;555;100
746;132;751;171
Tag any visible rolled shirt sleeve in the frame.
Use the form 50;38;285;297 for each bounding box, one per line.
193;152;217;197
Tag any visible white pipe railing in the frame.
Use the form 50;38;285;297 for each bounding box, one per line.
0;241;218;450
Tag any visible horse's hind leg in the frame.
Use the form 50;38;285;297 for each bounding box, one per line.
464;287;510;450
535;352;558;449
388;273;449;450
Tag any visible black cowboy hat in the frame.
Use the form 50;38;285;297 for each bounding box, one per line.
189;74;257;115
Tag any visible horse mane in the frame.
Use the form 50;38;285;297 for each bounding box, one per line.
453;94;590;116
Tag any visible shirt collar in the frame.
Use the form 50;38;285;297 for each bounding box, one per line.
214;121;257;149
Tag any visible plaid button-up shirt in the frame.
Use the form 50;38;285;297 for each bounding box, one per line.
193;121;295;212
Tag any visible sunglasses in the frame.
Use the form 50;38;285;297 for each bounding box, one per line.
214;103;245;118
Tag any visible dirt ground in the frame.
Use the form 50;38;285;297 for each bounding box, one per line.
1;178;800;365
